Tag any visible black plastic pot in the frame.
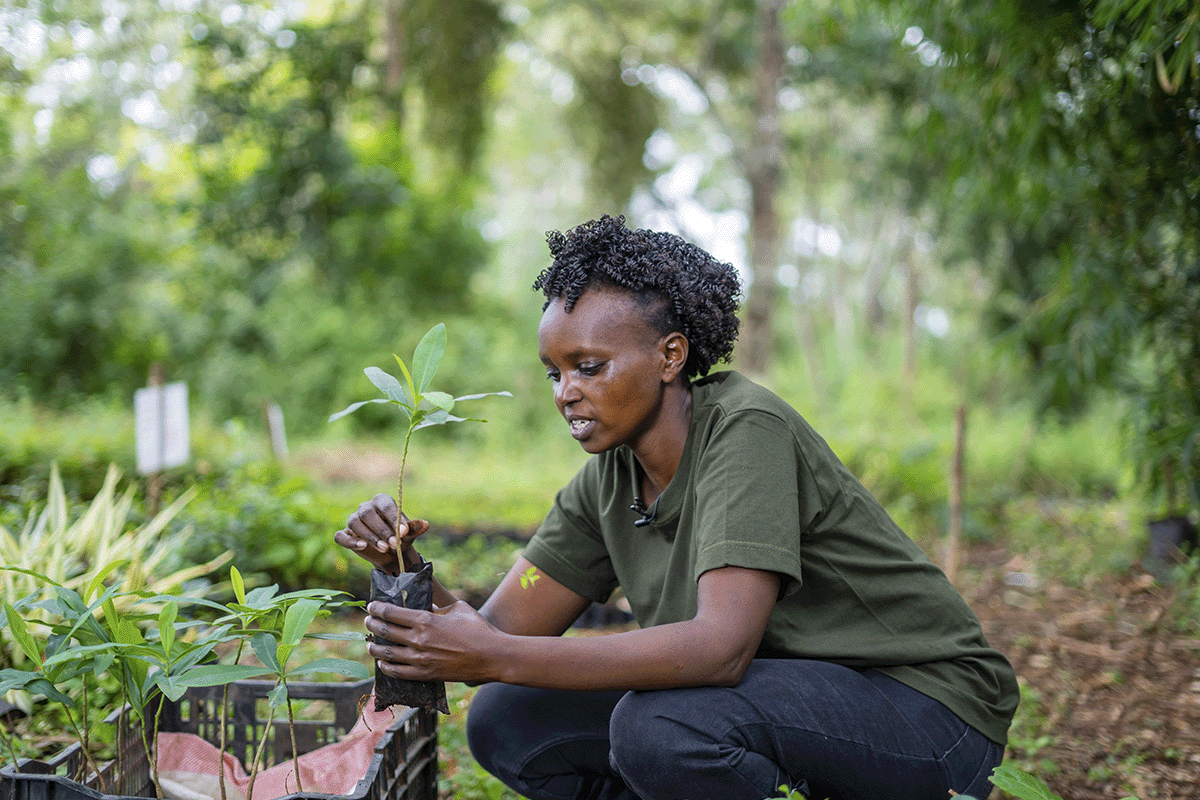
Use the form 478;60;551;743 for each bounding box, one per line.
1146;516;1199;578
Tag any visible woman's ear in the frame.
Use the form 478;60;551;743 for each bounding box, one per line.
660;332;689;382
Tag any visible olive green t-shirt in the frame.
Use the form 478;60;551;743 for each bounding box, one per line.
523;370;1018;745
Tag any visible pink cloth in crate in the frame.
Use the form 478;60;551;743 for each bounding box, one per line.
154;699;398;800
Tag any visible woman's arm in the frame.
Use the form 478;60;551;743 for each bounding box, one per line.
365;564;780;690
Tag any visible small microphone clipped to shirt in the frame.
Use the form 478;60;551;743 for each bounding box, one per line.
630;496;657;527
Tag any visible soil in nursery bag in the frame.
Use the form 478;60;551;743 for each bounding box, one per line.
369;561;449;714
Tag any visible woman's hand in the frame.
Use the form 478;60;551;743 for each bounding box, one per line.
334;493;430;573
365;600;502;685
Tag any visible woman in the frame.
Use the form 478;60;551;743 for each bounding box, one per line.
336;215;1018;800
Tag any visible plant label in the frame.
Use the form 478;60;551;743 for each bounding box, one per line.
135;381;190;474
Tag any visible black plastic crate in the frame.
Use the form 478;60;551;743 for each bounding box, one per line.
0;679;437;800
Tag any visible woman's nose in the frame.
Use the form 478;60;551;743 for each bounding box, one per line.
554;373;581;407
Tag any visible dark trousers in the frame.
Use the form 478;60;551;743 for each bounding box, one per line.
466;659;1004;800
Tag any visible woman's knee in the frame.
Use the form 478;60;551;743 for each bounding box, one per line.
466;682;521;772
608;691;703;796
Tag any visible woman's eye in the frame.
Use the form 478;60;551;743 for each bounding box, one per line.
579;363;603;376
545;370;560;382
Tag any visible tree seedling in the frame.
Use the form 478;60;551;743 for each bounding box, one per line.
329;322;512;568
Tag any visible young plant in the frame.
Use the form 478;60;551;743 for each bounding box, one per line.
170;567;369;800
328;322;512;566
1;562;368;800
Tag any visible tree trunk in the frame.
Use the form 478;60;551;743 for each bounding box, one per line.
904;245;919;385
384;0;405;103
740;0;785;376
945;404;966;584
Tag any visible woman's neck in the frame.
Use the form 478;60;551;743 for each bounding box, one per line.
632;384;692;505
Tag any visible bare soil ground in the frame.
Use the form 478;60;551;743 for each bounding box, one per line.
960;544;1200;800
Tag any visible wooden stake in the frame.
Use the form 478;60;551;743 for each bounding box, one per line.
147;363;164;516
946;404;966;583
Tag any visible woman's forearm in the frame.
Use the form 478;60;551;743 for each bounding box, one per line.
489;619;752;691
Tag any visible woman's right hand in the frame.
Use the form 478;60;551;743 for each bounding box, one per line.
334;493;430;573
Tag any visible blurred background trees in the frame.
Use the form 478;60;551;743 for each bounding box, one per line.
1;0;1197;518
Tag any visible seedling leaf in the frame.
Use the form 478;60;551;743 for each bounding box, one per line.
423;391;455;412
250;632;282;674
3;603;41;663
411;323;446;394
175;663;274;687
393;355;418;408
456;391;514;402
225;568;244;609
365;367;413;407
328;398;390;423
288;657;371;680
158;602;178;661
268;682;289;708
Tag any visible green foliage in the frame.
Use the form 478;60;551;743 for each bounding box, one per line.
0;464;228;676
167;464;356;595
0;398;138;499
876;0;1200;517
0;1;494;430
0;561;365;787
396;0;513;169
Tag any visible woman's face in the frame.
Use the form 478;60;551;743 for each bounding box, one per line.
537;286;682;455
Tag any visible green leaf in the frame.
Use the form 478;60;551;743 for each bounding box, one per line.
307;631;368;641
411;323;446;395
413;411;482;431
24;676;75;706
231;566;246;605
4;603;42;664
989;765;1063;800
154;673;190;702
393;355;419;409
0;668;38;694
328;398;391;423
455;390;514;402
84;560;127;604
158;602;178;660
174;663;274;688
250;632;281;674
288;657;371;680
423;391;455;412
268;682;289;708
113;617;146;646
0;565;62;588
365;367;413;406
281;599;321;648
91;652;115;676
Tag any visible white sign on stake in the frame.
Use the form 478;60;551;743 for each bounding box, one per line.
134;381;190;474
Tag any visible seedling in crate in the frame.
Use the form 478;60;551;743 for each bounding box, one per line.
329;323;510;713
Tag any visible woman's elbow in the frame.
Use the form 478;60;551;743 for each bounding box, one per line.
706;646;756;687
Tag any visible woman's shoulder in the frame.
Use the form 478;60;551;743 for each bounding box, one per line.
692;370;802;422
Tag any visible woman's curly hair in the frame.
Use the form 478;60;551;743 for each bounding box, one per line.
532;215;742;380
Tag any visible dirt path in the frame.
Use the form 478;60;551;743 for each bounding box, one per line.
960;545;1200;799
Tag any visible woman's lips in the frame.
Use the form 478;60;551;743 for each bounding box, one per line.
568;418;594;439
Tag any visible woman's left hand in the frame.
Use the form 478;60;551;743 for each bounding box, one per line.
365;599;500;685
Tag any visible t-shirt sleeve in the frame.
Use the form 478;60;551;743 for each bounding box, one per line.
521;460;620;605
691;408;814;593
